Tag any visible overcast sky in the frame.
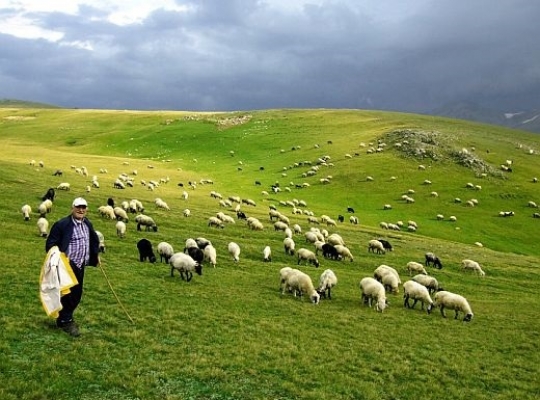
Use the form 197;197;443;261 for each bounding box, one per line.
0;0;538;112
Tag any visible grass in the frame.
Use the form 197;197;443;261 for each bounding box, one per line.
0;108;539;399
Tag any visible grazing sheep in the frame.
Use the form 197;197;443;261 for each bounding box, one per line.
116;220;127;238
95;231;105;253
334;244;354;262
374;265;401;286
157;242;175;263
274;221;289;231
155;198;170;210
327;233;345;246
186;246;204;266
137;238;156;263
283;237;296;256
136;214;158;232
169;252;202;281
349;215;359;224
203;244;217;268
406;261;428;276
195;237;212;250
37;217;49;237
317;269;337;299
368;239;386;254
359;277;387;312
305;231;319;244
403;280;433;312
57;182;71;191
42;188;55;202
262;246;272;262
98;205;116;220
432;291;473;322
208;216;225;228
279;267;295;294
411;274;440;294
425;252;443;269
377;239;393;252
21;204;32;221
183;209;191;217
534;212;540;219
461;259;486;277
322;243;340;260
284;269;320;304
228;242;241;262
113;207;129;222
297;248;320;267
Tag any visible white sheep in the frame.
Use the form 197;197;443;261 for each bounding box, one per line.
38;199;53;216
135;214;158;232
432;290;473;322
116;220;127;238
403;280;433;312
411;274;440;294
95;231;105;253
461;259;486;277
374;264;401;293
368;239;385;254
284;269;320;304
113;207;129;222
334;244;354;262
283;237;296;256
297;248;320;267
279;267;295;294
21;204;32;221
98;205;116;220
327;233;345;246
228;242;241;262
263;246;272;262
208;216;225;229
317;269;337;299
155;198;170;210
169;252;201;282
406;261;428;276
183;209;191;217
37;217;49;237
157;242;175;263
57;182;71;191
359;277;387;312
203;244;217;268
293;224;302;234
305;231;319;244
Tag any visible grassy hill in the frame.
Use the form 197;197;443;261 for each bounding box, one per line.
0;107;539;400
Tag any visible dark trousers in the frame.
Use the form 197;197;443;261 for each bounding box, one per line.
57;263;85;325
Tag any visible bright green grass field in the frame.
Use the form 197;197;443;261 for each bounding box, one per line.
0;108;539;400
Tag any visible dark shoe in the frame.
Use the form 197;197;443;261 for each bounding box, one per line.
59;321;80;337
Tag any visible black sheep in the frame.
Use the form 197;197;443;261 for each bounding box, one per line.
107;197;115;207
337;215;344;223
42;188;55;202
347;207;355;213
237;211;247;220
186;246;204;265
425;252;443;269
137;239;156;263
377;239;393;252
322;243;340;260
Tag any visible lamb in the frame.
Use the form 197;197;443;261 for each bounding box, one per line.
461;259;486;277
425;252;443;269
21;204;32;221
406;261;428;275
334;244;354;262
96;231;106;253
136;214;158;232
403;280;434;312
228;242;241;262
368;239;385;254
359;277;387;312
297;248;320;267
284;269;320;304
432;290;473;322
411;274;440;294
262;246;272;262
317;269;337;299
169;252;202;281
157;242;175;263
115;220;127;238
283;237;296;255
203;244;217;267
37;217;49;237
137;238;156;263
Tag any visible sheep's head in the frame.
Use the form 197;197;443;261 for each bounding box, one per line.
463;313;473;322
310;292;320;304
195;263;202;276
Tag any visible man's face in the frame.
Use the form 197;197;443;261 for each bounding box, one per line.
72;205;87;220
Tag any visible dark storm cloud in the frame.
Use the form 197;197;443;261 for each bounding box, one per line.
0;0;538;112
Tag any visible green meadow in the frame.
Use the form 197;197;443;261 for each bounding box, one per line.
0;107;539;400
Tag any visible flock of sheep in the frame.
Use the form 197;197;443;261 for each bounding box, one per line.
23;144;532;326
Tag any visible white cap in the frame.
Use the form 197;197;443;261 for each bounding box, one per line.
72;197;88;207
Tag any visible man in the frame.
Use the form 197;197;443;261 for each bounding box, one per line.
45;197;100;336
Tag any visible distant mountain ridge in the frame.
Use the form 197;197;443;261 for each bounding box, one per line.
429;102;540;133
0;99;60;109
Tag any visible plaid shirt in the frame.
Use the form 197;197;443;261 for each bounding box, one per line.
67;217;90;269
